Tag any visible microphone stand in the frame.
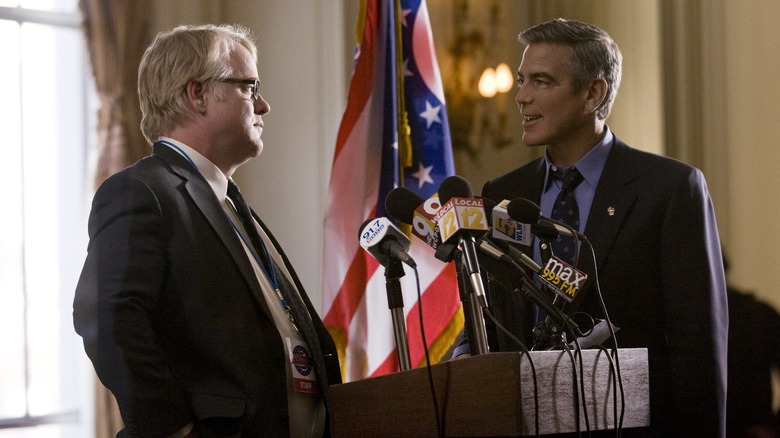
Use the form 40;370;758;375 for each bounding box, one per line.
455;252;490;355
384;257;412;371
534;238;571;350
533;318;567;350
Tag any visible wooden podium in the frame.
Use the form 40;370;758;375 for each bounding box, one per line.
329;349;649;436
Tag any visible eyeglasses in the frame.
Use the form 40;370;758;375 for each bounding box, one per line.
214;78;260;101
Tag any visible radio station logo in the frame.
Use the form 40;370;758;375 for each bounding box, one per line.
539;256;588;302
360;219;385;246
434;197;488;243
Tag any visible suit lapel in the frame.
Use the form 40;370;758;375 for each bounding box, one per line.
152;144;274;319
520;139;638;312
583;138;638;272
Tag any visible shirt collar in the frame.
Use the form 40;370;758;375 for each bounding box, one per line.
543;127;613;192
159;136;229;200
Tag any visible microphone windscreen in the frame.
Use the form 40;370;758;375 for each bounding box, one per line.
384;187;424;224
506;198;543;223
438;175;473;204
477;196;497;221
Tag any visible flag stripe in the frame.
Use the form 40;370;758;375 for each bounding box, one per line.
323;0;462;382
332;3;380;164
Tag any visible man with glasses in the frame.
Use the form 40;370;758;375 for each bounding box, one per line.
73;24;341;437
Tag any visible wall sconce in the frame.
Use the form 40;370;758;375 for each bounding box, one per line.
442;0;514;159
478;63;514;98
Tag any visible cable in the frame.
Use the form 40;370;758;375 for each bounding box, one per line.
412;265;443;438
534;232;623;436
593;344;620;437
570;336;591;436
560;341;585;436
581;239;625;435
482;309;540;438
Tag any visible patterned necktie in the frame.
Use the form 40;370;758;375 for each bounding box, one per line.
550;166;584;264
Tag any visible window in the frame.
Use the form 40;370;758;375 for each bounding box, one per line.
0;0;97;437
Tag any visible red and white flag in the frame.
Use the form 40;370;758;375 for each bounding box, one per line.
321;0;462;381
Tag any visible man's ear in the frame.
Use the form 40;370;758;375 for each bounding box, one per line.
585;78;608;114
186;80;208;114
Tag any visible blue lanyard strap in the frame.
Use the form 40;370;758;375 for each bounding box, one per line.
158;140;197;169
226;216;279;290
159;140;297;331
225;200;298;334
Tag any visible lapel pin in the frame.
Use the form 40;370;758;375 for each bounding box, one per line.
607;207;615;216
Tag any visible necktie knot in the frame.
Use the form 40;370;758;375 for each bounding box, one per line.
227;180;243;204
552;166;584;192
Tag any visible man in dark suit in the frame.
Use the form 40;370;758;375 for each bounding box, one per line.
477;19;728;436
73;24;341;437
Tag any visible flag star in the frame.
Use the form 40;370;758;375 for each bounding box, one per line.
411;162;435;189
419;100;442;128
402;9;411;27
403;58;413;77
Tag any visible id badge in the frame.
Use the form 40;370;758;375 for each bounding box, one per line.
286;337;320;395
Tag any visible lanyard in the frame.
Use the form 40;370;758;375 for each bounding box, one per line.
159;140;298;332
224;210;298;333
224;203;279;290
159;140;197;169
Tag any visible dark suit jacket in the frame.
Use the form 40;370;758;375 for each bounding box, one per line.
480;136;728;437
73;144;341;437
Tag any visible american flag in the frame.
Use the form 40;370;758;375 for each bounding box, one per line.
321;0;462;381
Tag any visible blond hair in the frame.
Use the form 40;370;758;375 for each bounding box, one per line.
138;24;257;144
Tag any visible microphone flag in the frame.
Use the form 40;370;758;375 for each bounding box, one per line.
435;197;489;243
491;199;534;246
539;256;588;303
412;193;445;249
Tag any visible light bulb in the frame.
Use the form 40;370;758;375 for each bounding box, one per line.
494;63;514;93
478;67;497;98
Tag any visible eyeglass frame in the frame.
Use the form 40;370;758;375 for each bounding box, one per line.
213;78;260;101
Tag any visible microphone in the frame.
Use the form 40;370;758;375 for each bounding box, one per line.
506;198;586;240
478;236;541;273
476;238;583;338
501;198;588;303
384;187;458;262
358;217;416;268
434;176;492;354
476;199;584;337
358;216;415;371
435;176;489;307
490;199;534;247
435;179;489;244
478;197;542;274
386;185;488;355
384;186;422;224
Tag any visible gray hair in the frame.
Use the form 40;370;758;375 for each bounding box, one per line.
519;18;622;120
138;24;257;144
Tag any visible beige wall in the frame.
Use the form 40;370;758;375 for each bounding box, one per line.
428;0;664;195
225;1;347;312
148;1;348;310
146;0;780;313
722;1;780;306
